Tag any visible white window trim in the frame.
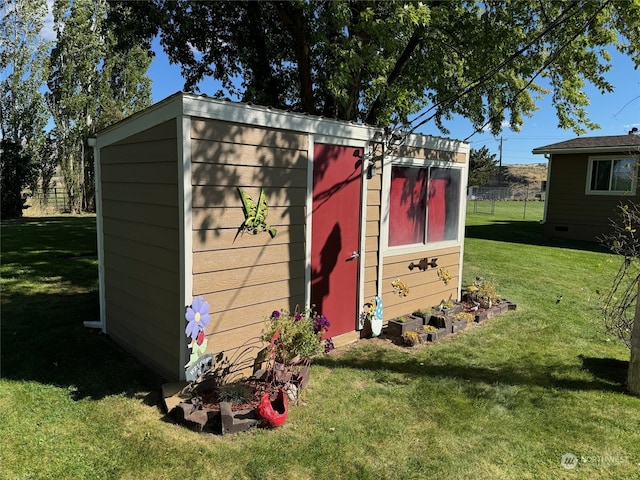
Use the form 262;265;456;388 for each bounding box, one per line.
381;156;466;256
585;155;637;196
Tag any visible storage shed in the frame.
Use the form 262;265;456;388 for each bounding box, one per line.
90;92;470;380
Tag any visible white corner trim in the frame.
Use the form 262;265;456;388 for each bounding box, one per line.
92;139;106;333
357;144;369;329
177;115;193;381
95;95;185;148
305;135;315;310
457;148;470;300
542;155;551;224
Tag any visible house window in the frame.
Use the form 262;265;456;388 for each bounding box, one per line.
388;164;462;248
587;157;636;195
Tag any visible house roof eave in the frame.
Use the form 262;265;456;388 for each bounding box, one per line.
532;145;640;155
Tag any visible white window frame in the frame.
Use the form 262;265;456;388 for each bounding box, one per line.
381;157;466;256
586;155;637;196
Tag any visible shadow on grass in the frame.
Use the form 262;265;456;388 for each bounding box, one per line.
314;347;629;394
465;220;611;254
1;290;166;404
1;217;165;404
580;355;629;388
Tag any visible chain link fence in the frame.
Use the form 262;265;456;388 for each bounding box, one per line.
467;186;545;218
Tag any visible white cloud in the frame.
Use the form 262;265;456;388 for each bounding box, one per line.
41;0;55;42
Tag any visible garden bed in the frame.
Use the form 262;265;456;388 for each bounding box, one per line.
163;373;300;435
385;298;517;346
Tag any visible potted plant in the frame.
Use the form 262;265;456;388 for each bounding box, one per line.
412;309;431;325
401;330;421;347
386;314;423;338
419;324;447;342
428;313;452;332
462;277;516;322
451;312;473;333
431;298;463;317
261;306;334;365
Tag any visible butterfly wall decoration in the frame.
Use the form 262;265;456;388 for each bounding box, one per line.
237;187;277;238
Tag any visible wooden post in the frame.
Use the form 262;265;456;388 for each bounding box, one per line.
628;282;640;396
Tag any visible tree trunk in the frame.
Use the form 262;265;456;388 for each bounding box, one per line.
628;286;640;395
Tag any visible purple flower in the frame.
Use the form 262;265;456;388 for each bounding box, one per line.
271;310;281;319
324;338;335;354
294;312;302;321
313;315;330;333
185;296;211;340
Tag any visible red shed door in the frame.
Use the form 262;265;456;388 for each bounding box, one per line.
311;144;362;337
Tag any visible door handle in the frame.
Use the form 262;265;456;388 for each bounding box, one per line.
349;251;360;259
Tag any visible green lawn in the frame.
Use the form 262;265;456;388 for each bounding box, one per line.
2;206;640;479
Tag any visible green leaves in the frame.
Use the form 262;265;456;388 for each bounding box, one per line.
111;1;640;136
46;0;152;212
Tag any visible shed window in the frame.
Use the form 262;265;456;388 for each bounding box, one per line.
388;164;462;248
587;157;636;195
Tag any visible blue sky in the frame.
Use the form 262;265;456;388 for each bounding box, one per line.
148;39;640;165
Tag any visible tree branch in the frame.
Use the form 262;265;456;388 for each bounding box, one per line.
364;25;425;125
272;1;316;114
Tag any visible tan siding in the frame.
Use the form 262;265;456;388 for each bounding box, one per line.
363;152;382;302
191;117;307;149
103;233;179;273
100;162;178;183
194;260;304;293
366;189;381;206
364;251;378;268
192;225;305;252
209;323;266;358
190;118;309;360
193;242;305;274
102;200;178;229
192;165;307;189
102;217;179;251
192;141;307;169
192;205;305;231
102;182;179;207
364;282;377;299
381;247;461;321
207;296;305;336
101;139;178;165
103;254;177;300
365;220;379;238
100;119;181;380
105;285;179;374
366;204;380;222
393;146;465;163
106;300;179;380
546;153;640;241
207;279;305;316
104;268;176;313
191;184;306;208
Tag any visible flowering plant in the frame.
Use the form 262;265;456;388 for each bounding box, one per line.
262;306;334;363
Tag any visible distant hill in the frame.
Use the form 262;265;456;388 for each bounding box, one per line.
480;163;548;200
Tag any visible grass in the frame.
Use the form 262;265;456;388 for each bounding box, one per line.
2;205;640;479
